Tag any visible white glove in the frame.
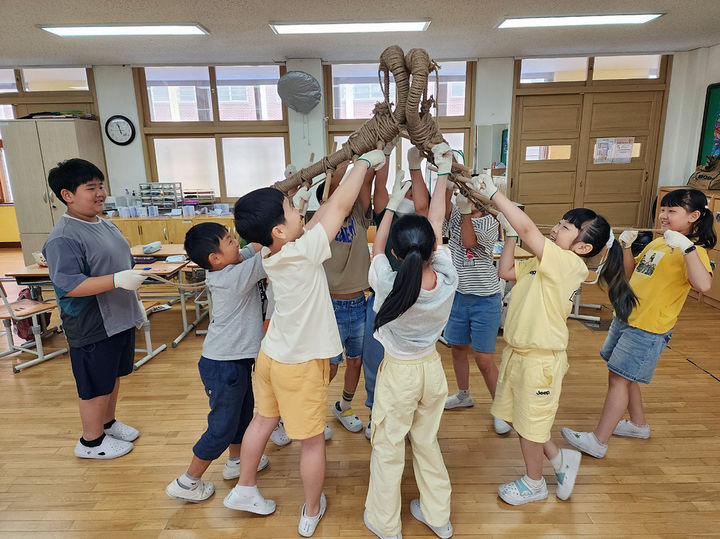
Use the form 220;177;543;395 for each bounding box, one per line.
114;269;147;291
357;149;386;171
497;212;518;238
664;230;693;251
407;146;423;170
386;170;412;213
295;186;312;216
619;230;638;249
383;136;398;156
432;143;453;175
455;192;474;215
473;173;498;200
284;164;298;179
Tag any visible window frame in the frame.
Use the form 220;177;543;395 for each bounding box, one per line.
324;61;476;169
134;65;290;202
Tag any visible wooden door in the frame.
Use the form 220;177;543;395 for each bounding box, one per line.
511;94;581;225
0;122;55;234
112;219;141;246
578;91;664;226
36;120;81;226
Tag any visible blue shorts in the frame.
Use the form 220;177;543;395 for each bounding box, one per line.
69;328;135;400
600;317;672;384
193;356;255;461
330;295;366;365
443;292;502;354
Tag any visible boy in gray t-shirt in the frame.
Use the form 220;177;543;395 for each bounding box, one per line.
43;159;147;461
165;222;270;503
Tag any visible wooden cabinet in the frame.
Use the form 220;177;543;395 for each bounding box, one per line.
656;186;720;308
0;119;105;264
112;216;238;246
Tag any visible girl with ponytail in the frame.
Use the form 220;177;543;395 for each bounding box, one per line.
563;188;714;460
364;144;458;539
472;175;635;506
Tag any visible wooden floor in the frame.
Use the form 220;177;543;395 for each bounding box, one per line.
0;247;719;538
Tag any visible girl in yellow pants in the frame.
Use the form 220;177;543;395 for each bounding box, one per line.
364;144;457;539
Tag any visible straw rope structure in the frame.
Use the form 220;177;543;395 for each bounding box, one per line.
272;45;491;213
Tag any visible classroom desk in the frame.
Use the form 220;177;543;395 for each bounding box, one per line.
131;244;186;258
493;245;533;260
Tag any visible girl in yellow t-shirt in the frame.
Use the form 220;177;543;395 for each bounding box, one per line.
473;175;636;506
563;188;715;459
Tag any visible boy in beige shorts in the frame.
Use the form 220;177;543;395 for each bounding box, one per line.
224;148;386;537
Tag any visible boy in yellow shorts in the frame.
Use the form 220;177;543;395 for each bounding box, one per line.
224;149;386;537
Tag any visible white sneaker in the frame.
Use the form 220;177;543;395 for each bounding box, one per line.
74;436;133;459
223;484;276;515
298;492;327;537
444;391;473;410
363;509;401;538
166;478;215;502
222;454;269;480
493;416;512;435
410;498;453;538
365;421;372;440
332;401;363;432
104;420;139;442
554;449;581;501
270;420;291;446
498;477;548;506
562;428;608;458
613;419;650;439
324;425;332;441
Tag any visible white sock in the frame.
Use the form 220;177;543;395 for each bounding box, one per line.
177;472;200;490
234;484;261;498
550;451;563;472
457;389;470;399
522;474;545;490
228;456;240;464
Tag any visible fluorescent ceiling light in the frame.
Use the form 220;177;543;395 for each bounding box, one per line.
40;24;208;37
269;21;430;35
499;14;662;28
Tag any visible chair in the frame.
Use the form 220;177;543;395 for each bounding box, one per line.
133;299;169;370
0;281;68;373
569;263;604;324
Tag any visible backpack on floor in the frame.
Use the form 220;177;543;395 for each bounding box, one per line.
12;288;50;342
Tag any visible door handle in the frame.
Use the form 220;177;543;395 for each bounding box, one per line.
49;191;55;201
42;191;47;203
643;170;649;182
163;227;168;241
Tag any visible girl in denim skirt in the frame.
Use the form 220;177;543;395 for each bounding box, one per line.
563;188;716;458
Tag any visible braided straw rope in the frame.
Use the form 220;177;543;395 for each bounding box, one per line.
272;45;491;214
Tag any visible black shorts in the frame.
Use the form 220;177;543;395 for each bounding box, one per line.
69;328;135;400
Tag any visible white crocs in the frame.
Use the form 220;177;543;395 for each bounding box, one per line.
298;492;327;537
166;478;215;502
104;420;139;442
498;477;548;505
270;420;291;446
223;484;276;515
410;498;453;538
332;401;363;432
222;454;269;480
74;436;133;460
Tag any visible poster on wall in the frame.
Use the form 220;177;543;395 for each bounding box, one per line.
697;82;720;165
594;137;635;164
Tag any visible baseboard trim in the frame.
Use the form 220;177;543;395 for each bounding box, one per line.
0;242;21;248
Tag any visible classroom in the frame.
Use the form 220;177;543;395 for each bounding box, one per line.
0;2;719;538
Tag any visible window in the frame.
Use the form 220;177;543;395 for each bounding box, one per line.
153;138;220;192
520;58;588;83
0;70;17;94
222;137;287;197
21;67;89;91
331;64;396;120
429;61;467;116
144;66;212;122
216;65;282;121
593;55;661;80
136;65;289;201
525;145;572;160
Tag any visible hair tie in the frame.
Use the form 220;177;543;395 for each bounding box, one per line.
605;230;615;250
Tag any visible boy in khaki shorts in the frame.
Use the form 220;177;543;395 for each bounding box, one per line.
224;149;386;537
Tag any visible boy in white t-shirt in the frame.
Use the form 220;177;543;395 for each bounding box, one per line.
224;149;386;537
